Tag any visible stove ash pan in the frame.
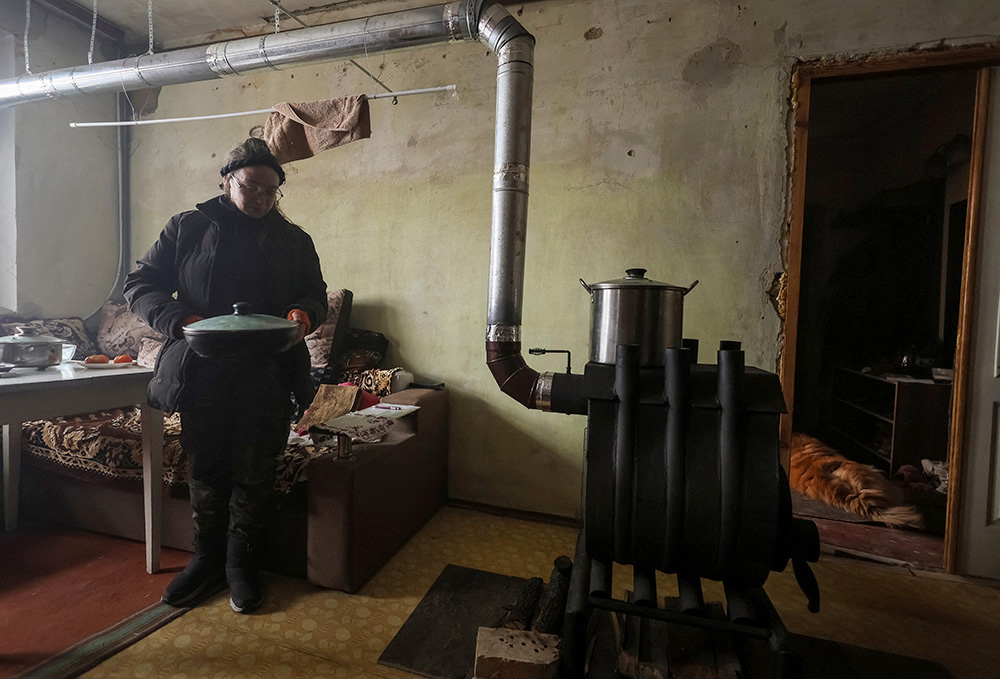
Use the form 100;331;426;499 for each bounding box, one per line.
582;340;797;588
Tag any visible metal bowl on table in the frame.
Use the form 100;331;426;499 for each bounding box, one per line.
0;326;64;369
183;302;300;360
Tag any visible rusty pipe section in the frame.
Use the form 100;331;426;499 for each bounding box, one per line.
480;2;552;409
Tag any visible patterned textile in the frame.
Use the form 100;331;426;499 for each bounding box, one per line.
1;317;99;359
22;409;188;485
0;311;25;324
305;288;349;368
310;412;394;445
96;300;166;358
136;337;164;368
340;367;402;397
337;329;388;371
22;407;323;494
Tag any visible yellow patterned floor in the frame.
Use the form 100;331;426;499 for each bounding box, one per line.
83;507;1000;679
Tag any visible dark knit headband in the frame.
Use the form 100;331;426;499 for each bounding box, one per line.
220;157;286;185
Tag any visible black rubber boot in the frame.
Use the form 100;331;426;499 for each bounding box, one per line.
161;531;227;607
226;533;265;614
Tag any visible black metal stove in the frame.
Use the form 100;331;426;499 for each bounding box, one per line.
519;271;821;678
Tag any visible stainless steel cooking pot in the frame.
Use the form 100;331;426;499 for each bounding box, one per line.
0;326;64;368
183;302;300;360
580;268;698;366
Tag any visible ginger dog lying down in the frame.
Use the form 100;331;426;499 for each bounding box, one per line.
788;432;924;528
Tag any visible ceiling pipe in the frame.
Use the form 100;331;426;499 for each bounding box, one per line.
0;3;467;108
0;0;553;410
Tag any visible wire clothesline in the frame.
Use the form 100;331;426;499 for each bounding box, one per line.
69;84;457;128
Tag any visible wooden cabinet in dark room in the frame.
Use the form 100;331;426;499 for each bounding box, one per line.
828;367;952;474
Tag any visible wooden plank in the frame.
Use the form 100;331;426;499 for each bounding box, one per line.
945;67;992;573
797;45;1000;80
378;564;527;679
779;67;812;467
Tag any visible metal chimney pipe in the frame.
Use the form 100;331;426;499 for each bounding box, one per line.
1;0;549;409
480;2;550;410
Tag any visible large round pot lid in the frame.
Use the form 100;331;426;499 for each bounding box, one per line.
0;326;63;344
183;302;298;335
587;268;691;292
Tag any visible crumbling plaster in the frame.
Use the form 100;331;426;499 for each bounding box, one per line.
9;0;1000;517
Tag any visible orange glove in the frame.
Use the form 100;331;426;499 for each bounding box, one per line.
178;314;204;337
287;309;311;342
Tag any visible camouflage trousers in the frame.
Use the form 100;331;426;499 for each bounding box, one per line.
179;354;292;542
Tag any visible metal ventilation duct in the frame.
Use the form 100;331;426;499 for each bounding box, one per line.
0;0;550;409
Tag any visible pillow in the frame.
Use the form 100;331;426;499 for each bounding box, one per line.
341;367;402;397
304;288;353;368
1;317;99;359
96;300;166;358
336;328;388;372
136;337;164;369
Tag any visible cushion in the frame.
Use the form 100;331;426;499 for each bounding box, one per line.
341;367;402;397
337;328;388;372
305;289;352;368
136;337;164;369
1;317;99;359
96;300;166;358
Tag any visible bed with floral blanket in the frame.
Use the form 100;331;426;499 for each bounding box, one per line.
20;408;321;494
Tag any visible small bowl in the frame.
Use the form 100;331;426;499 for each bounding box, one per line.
62;343;77;362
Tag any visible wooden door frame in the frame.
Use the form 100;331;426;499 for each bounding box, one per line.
780;45;1000;574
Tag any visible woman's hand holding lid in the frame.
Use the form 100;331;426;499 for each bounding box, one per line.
287;309;311;342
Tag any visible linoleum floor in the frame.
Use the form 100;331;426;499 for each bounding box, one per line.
81;507;1000;679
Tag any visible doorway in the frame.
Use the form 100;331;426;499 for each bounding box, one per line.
780;50;1000;573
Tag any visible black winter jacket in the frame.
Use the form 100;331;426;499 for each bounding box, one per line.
124;196;328;413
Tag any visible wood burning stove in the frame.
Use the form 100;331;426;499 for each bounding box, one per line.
527;270;821;678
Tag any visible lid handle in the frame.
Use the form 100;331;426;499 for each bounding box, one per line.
233;302;254;315
625;268;647;279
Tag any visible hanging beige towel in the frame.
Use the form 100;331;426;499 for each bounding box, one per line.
263;95;371;164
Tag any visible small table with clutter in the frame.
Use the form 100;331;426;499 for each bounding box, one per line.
0;361;165;573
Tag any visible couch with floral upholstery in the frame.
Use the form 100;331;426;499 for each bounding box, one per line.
3;291;449;592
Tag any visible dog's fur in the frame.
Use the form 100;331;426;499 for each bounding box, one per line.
788;432;924;528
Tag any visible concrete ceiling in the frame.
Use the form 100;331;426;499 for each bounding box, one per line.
42;0;408;50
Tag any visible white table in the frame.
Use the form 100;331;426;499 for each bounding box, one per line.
0;362;164;573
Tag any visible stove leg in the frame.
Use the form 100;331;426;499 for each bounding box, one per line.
561;528;593;678
749;587;802;679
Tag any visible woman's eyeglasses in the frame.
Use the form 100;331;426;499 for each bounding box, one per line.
231;176;283;201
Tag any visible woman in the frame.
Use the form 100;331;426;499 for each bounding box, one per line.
124;138;327;614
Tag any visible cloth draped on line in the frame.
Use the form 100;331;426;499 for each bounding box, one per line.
263;95;372;164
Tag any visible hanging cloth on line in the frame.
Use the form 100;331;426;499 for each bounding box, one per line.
263;95;372;164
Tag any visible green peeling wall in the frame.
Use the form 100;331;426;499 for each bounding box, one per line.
9;0;1000;518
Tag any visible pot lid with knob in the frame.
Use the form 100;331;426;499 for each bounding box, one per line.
182;302;301;360
580;268;699;294
182;302;298;336
0;326;64;345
